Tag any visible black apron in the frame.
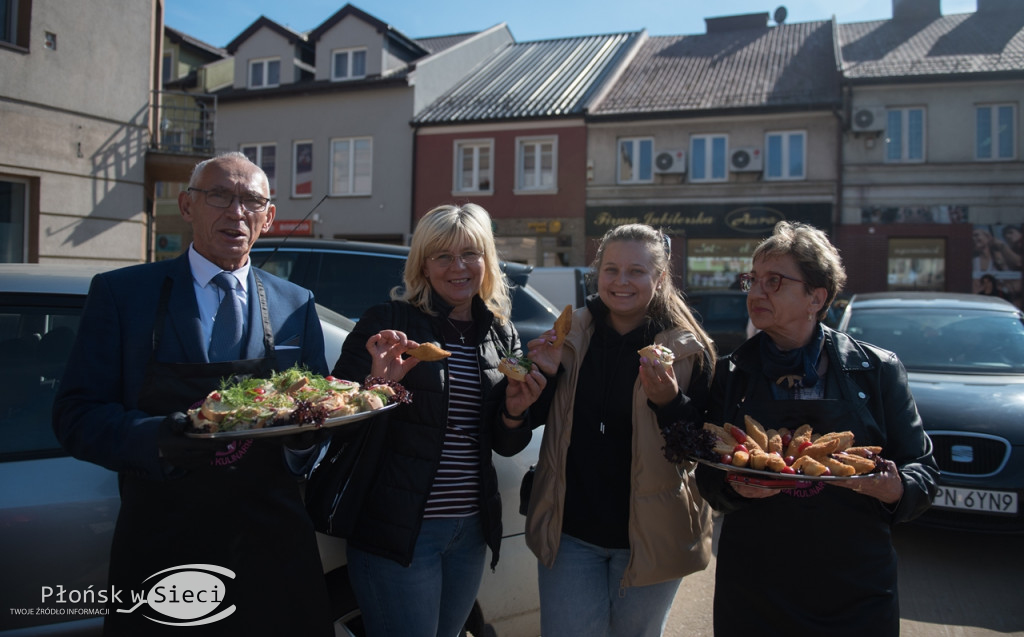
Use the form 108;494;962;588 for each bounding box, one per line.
105;276;331;637
714;373;900;637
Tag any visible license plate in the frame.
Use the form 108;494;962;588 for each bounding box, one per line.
933;486;1018;514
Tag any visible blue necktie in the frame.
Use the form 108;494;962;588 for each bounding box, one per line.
209;272;243;362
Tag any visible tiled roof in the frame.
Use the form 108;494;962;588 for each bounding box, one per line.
415;32;477;55
414;32;641;124
839;11;1024;80
591;19;840;117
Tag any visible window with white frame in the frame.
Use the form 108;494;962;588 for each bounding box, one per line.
765;131;806;180
249;58;281;89
617;138;654;184
330;137;372;196
690;134;728;181
0;178;27;262
454;140;493;193
976;103;1016;161
516;136;557;192
332;48;367;81
240;144;277;197
293;141;313;198
885;107;925;163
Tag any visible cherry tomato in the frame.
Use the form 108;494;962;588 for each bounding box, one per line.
254;396;264;402
733;444;748;454
254;387;266;395
798;440;813;454
784;455;796;466
781;466;796;474
326;375;337;381
822;468;832;477
720;454;733;465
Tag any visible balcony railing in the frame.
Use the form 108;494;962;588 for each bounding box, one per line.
150;89;217;155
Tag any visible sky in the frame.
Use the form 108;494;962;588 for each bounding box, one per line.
165;0;979;49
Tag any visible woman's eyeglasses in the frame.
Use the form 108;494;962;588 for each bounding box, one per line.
429;252;484;268
738;272;805;294
188;188;270;213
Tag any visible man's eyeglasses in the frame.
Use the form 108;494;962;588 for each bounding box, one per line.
738;272;806;294
429;252;484;268
188;188;270;213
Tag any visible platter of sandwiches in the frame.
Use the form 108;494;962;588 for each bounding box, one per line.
185;366;408;440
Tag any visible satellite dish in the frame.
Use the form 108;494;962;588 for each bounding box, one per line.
774;6;788;25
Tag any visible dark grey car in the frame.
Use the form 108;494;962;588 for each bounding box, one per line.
838;291;1024;534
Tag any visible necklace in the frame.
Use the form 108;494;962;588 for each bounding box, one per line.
445;316;471;344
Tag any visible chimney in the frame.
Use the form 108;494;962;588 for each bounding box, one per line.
705;13;770;34
892;0;941;21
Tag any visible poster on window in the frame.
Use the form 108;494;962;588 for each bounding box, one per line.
294;142;313;197
972;223;1022;307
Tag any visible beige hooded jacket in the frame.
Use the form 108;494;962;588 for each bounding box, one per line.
525;307;713;589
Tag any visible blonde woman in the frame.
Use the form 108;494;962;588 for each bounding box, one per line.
330;203;545;636
524;223;716;637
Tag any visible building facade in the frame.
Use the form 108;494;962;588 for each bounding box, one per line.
835;0;1024;305
1;0;161;266
213;5;514;243
586;14;843;290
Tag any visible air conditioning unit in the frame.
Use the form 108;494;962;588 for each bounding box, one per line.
730;147;762;172
851;106;886;133
654;149;686;174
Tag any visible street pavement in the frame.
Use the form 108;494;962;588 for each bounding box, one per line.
663;513;1024;636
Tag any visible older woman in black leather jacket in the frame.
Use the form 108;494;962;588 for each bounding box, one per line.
696;221;938;637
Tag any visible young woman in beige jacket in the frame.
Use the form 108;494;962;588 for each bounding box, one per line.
523;224;715;637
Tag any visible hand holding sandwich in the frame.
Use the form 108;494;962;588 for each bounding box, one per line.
637;343;679;407
366;329;422;382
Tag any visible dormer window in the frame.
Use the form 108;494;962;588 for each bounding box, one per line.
249;58;281;89
332;48;367;81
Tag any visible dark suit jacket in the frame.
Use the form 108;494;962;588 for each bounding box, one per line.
52;252;328;480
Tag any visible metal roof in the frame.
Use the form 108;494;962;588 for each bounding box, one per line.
838;11;1024;81
414;32;641;124
591;19;841;117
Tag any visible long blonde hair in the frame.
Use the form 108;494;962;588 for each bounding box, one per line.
395;203;512;321
592;224;717;366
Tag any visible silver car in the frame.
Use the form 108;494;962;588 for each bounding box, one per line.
0;263;541;636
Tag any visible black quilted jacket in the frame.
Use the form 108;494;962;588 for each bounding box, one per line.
332;296;532;568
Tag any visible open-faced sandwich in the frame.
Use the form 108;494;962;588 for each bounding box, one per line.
498;353;534;382
638;344;675;369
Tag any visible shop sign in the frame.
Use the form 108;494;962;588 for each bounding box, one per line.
585;203;831;238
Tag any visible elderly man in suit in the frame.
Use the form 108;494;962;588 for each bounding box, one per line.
53;152;332;636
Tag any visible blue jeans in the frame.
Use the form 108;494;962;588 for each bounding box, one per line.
538;533;682;637
346;514;486;637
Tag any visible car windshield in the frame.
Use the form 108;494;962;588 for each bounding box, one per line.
844;307;1024;374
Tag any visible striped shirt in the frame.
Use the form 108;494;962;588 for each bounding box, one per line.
424;329;483;518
